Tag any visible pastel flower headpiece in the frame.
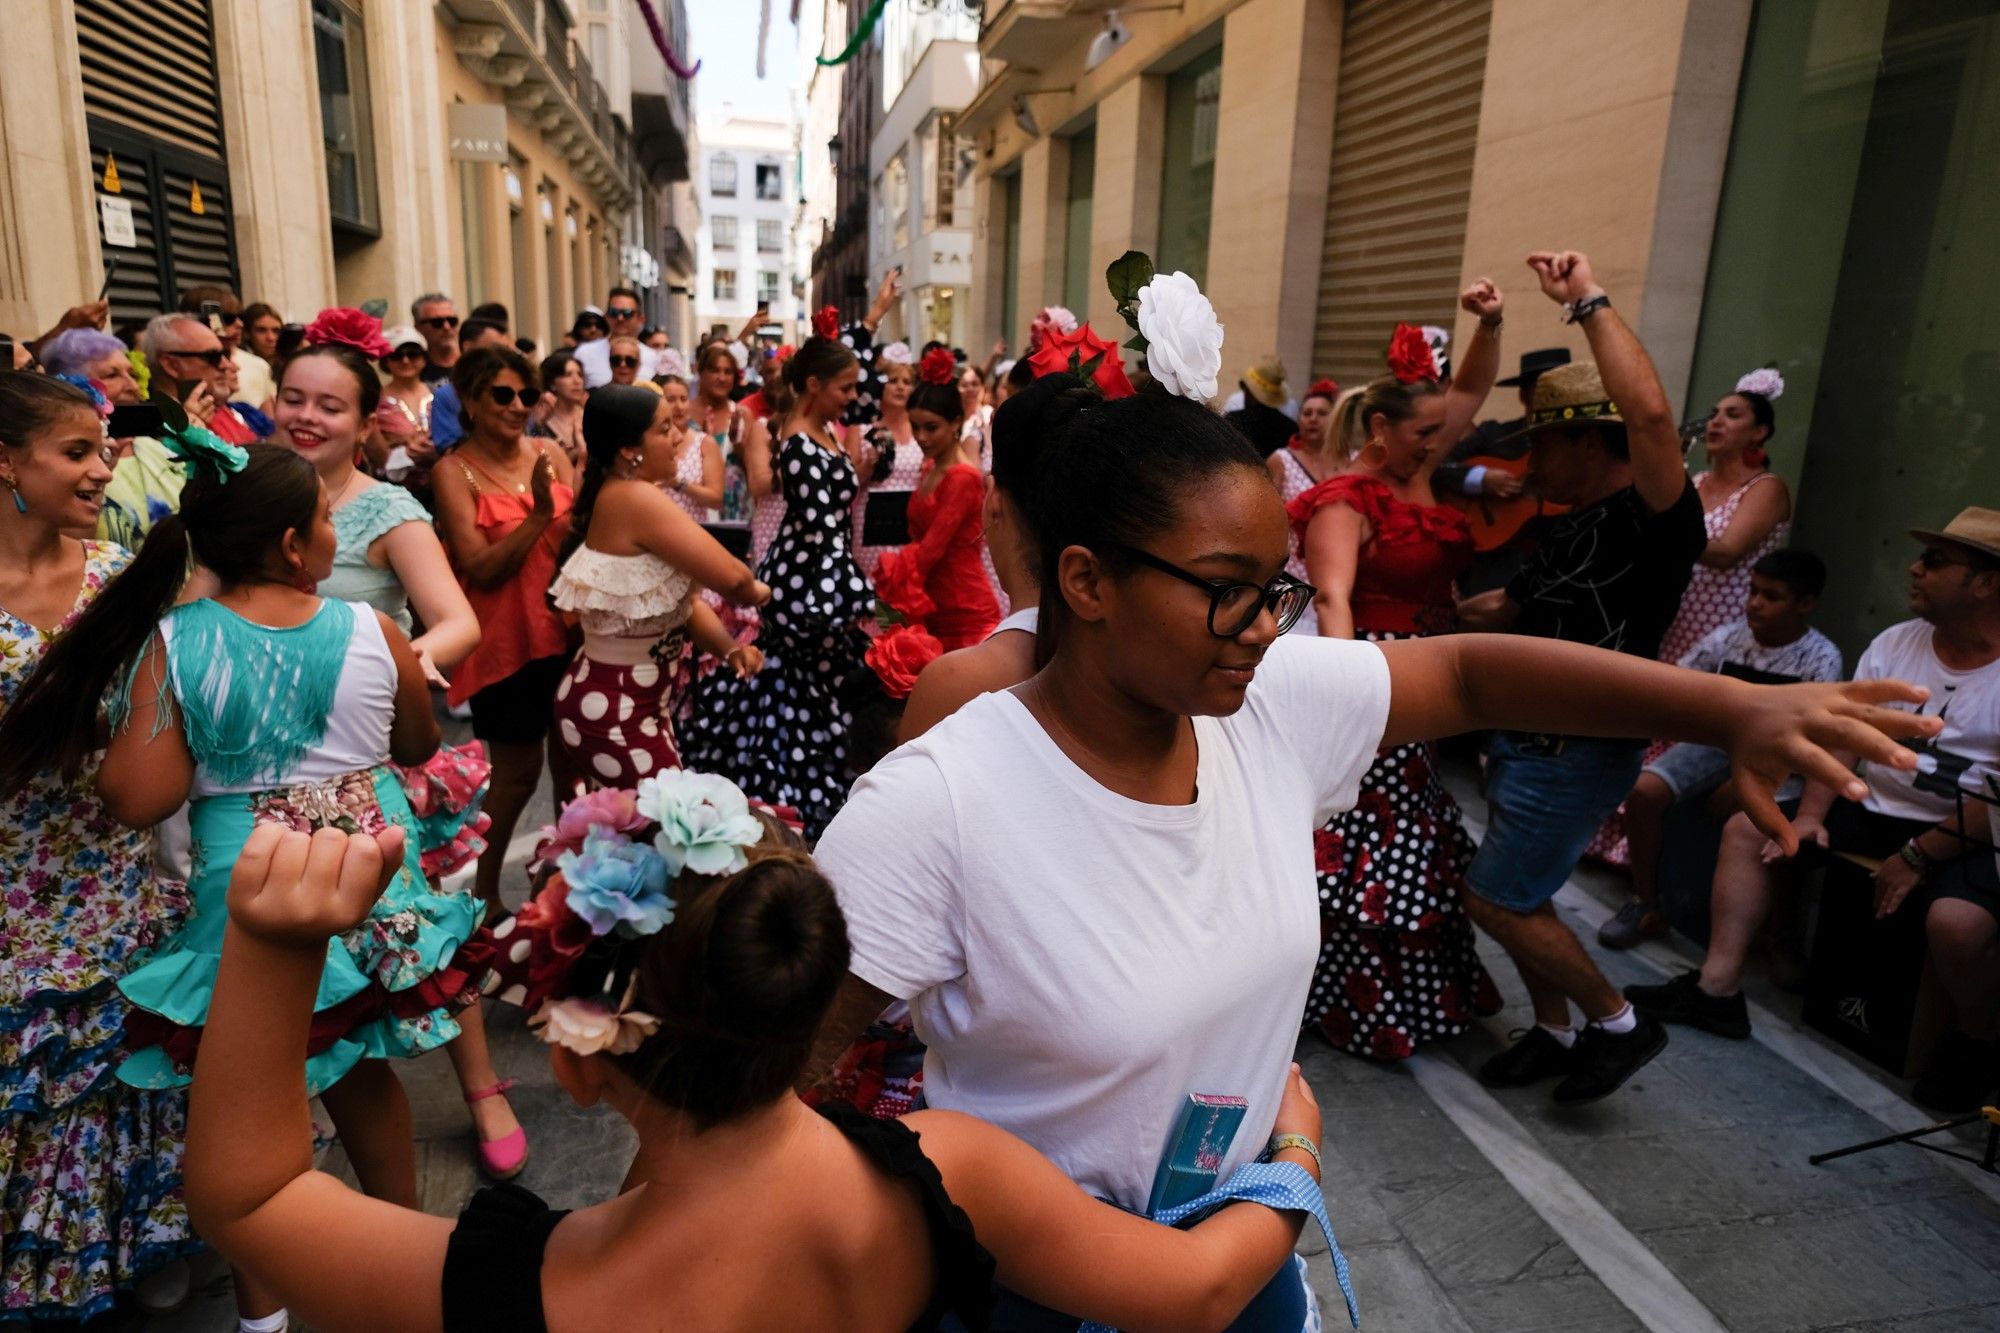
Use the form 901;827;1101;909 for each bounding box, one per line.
1028;305;1080;353
1735;367;1785;400
53;373;113;420
876;340;915;366
493;770;780;1057
1106;251;1224;402
303;307;394;361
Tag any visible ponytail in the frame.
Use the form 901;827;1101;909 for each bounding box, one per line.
0;515;192;792
1334;375;1447;464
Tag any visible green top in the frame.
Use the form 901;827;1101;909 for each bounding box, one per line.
322;483;432;635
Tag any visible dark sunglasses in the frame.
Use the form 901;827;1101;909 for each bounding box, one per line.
386;345;425;360
609;355;640;370
606;306;641;319
166;347;227;367
1106;543;1316;638
487;385;543;408
419;315;460;330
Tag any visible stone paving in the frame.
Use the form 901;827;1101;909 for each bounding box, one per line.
137;762;2000;1332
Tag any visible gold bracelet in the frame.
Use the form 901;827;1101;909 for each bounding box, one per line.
1267;1132;1322;1176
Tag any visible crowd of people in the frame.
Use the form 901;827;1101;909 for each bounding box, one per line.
0;244;1980;1332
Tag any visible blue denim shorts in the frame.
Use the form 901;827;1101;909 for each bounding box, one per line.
1646;741;1804;804
1467;732;1645;911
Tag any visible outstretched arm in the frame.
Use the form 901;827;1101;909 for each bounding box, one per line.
1376;634;1937;850
186;825;450;1333
1437;280;1504;449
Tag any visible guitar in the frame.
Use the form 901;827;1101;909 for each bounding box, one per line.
1441;454;1568;553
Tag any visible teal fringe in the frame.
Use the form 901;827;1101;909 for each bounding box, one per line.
142;599;356;788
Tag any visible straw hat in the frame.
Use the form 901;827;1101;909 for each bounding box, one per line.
1909;508;2000;563
1502;361;1622;445
1242;354;1289;409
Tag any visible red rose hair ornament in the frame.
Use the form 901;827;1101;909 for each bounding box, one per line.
812;306;841;340
1386;323;1439;385
1306;378;1340;402
917;346;957;386
1025;322;1136;400
303;307;394;361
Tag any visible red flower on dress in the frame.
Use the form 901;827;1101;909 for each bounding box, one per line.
1312;828;1347;876
812;306;841;340
1370;1027;1415;1061
1321;1006;1355;1046
1358;881;1391;925
1025;322;1135;399
303;307;393;360
918;346;957;386
865;623;945;700
1343;969;1383;1014
1438;980;1469;1022
873;548;938;628
1386;323;1439;384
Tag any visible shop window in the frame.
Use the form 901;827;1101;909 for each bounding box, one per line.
711;154;737;197
757;270;780;306
713;215;738;248
886;150;910;252
714;267;737;301
1688;0;2000;660
1157;45;1221;287
312;0;378;234
757;218;782;252
927;113;970;233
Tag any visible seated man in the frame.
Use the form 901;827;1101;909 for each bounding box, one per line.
1629;509;2000;1112
1602;548;1845;948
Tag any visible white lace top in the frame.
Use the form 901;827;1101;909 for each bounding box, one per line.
550;547;696;640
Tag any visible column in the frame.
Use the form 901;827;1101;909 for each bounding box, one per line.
1013;136;1068;326
0;3;97;333
1086;75;1166;333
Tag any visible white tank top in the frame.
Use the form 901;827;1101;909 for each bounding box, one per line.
987;606;1039;639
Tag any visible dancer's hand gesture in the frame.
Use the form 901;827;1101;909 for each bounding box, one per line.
226;824;404;945
1460;278;1504;323
1526;250;1603;305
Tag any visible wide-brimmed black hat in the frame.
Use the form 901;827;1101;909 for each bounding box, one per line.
1496;346;1571;388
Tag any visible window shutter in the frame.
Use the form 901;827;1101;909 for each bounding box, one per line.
1313;0;1492;385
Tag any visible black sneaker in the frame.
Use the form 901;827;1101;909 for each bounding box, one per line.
1552;1017;1668;1106
1477;1027;1577;1088
1912;1031;1998;1114
1624;970;1752;1039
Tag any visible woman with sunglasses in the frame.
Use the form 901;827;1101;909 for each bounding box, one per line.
376;326;436;489
1289;284;1509;1063
807;267;1933;1328
431;347;576;921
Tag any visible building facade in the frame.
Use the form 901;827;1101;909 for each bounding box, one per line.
866;3;981;349
0;0;695;356
693;109;801;344
806;0;883;321
963;0;2000;661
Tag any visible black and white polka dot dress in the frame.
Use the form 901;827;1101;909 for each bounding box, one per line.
679;432;873;837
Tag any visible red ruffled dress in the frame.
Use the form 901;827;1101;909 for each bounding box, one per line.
1286;474;1502;1060
874;462;1000;651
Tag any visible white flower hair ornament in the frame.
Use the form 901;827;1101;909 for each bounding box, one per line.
876;340;915;366
1735;367;1785;400
1106;251;1226;403
636;769;767;877
530;996;660;1057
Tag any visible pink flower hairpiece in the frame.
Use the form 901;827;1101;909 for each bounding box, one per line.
304;308;394;360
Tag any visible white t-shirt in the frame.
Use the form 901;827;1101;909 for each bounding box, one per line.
815;633;1392;1210
1853;618;2000;822
1680;619;1844;685
574;338;661;388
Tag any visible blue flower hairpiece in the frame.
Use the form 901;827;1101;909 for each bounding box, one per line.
52;373;112;419
159;420;248;481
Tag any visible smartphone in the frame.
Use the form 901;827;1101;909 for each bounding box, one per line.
200;300;222;334
98;256;121;302
107;404;165;438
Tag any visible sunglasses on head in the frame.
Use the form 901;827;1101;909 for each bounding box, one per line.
420;315;460;330
168;347;227;367
609;355;640;370
487;385;543;408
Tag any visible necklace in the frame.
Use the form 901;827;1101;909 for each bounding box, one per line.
327;465;360;510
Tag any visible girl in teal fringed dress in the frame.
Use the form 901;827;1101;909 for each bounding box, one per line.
0;439;476;1332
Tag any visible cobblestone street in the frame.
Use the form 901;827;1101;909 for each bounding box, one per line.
140;764;2000;1333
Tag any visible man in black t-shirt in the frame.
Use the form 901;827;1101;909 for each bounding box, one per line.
1452;251;1705;1106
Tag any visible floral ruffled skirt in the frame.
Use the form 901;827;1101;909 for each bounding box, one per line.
393;741;493;880
117;767;482;1098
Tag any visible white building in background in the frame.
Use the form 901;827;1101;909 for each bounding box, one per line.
868;4;979;351
694;107;800;343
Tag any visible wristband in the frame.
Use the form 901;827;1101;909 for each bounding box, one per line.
1563;293;1611;324
1266;1131;1323;1176
1898;840;1936;877
1479;314;1504;331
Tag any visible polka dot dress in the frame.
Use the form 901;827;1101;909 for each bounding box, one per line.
1303;628;1503;1060
678;433;873;837
549;547;698;790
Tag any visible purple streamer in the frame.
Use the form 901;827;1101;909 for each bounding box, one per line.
632;0;701;79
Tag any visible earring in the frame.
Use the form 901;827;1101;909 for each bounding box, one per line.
10;489;25;514
1359;437;1389;468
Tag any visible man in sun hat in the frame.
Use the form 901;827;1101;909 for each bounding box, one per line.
1437;345;1576;592
1631;506;2000;1113
1222;353;1297;456
1452;250;1707;1106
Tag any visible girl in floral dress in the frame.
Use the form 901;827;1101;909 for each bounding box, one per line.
0;438;477;1333
0;374;198;1321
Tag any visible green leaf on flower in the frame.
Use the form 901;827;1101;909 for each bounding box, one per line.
1078;350;1106;384
1124;333;1149;354
1106;250;1155;328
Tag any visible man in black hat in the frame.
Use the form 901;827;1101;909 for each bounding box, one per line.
1435;346;1572;592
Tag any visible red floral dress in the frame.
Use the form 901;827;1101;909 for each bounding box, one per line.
1286;474;1501;1059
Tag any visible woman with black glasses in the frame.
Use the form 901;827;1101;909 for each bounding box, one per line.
807;360;1933;1328
431;346;576;920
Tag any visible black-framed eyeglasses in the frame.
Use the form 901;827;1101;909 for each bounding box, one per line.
165;347;227;367
609;355;640;370
1918;546;1983;572
607;306;641;319
1106;542;1316;637
487;385;543;408
419;315;459;330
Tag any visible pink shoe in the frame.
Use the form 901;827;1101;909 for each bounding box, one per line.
465;1078;529;1181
